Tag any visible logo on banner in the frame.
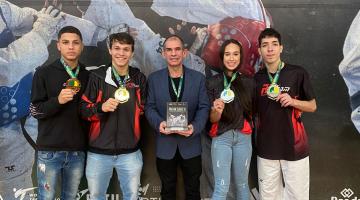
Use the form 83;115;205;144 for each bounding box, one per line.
76;189;88;200
331;188;359;200
10;183;161;200
5;165;16;172
75;183;159;200
13;187;37;200
139;183;162;200
250;187;260;200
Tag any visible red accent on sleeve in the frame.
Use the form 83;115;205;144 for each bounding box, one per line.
241;119;252;134
89;121;100;141
82;91;103;141
209;123;219;138
134;88;141;141
291;108;308;153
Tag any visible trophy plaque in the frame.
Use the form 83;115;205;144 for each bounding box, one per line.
165;102;188;131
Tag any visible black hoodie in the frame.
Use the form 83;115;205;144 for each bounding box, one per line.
31;59;90;151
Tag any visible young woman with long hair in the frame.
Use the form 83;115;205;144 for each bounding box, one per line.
206;39;254;200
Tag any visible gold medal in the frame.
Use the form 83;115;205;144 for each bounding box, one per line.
114;87;130;103
266;84;280;100
65;78;81;93
220;89;235;103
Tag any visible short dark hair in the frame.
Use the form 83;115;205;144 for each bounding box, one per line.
108;32;135;51
258;28;282;46
58;26;83;41
219;39;243;71
163;35;185;49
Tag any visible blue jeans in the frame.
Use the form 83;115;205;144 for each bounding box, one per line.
86;150;143;200
37;151;85;200
211;129;252;200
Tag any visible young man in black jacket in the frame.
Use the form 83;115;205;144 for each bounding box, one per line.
80;32;146;200
30;26;89;200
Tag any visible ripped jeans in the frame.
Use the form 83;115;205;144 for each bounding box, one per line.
211;129;252;200
37;151;85;200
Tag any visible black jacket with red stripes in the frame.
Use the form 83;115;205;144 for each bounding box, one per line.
80;64;146;155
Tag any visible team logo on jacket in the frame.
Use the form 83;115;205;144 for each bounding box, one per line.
126;82;139;88
260;83;290;96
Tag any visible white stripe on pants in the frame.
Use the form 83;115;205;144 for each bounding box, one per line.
257;156;309;200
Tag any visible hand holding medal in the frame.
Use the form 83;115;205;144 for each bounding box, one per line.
65;78;81;93
114;87;130;104
213;98;225;113
277;93;295;107
266;61;284;100
220;72;237;103
102;98;120;112
112;66;130;104
58;88;76;104
266;84;280;100
220;89;235;103
61;58;81;93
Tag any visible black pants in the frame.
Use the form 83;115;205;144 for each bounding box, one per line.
156;149;202;200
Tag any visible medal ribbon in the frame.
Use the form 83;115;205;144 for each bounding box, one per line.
112;66;129;88
267;61;284;85
170;75;183;102
61;57;79;78
223;72;238;90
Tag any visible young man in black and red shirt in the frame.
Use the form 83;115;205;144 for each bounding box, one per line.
80;32;146;200
254;28;317;200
